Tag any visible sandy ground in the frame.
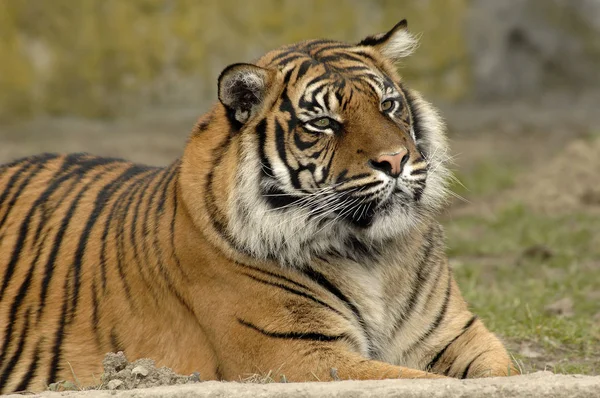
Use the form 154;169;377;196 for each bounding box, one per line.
5;372;600;398
5;352;600;397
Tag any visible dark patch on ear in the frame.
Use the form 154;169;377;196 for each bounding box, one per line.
218;63;272;133
358;19;408;47
224;106;244;133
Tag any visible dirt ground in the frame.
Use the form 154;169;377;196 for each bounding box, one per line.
23;352;599;397
1;97;599;394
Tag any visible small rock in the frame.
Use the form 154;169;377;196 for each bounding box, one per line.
116;369;131;379
132;365;149;377
330;368;340;381
545;297;575;318
188;372;201;383
107;379;123;390
103;352;129;374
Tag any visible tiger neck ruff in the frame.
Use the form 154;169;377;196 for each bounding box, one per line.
0;20;517;393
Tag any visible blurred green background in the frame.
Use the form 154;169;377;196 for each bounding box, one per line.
2;0;600;123
0;0;599;376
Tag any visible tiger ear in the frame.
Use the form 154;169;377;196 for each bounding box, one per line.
357;19;418;61
218;63;275;126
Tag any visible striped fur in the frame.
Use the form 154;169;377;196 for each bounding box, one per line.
0;21;517;393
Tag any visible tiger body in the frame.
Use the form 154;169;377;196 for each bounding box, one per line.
0;21;516;392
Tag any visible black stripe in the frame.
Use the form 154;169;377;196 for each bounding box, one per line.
0;162;36;228
110;328;124;352
426;315;478;373
71;165;150;317
300;267;371;352
461;350;487;379
237;318;344;342
214;364;223;380
274;119;303;190
310;43;352;57
235;263;313;292
0;308;31;392
0;161;55;300
204;134;242;251
0;246;39;370
336;180;383;193
347;50;377;63
256;118;275;181
268;48;300;64
422;264;445;310
137;168;173;294
47;270;70;385
0;155;121;319
196;113;214;133
149;166;177;277
91;278;101;347
403;88;426;154
405;270;452;354
107;172;150;315
13;339;42;392
32;175;80;248
128;169;162;304
282;67;294;84
295;59;315;81
150;166;194;312
301;267;363;321
3;220;53;362
262;185;300;210
393;228;436;331
240;272;343;317
169;162;183;273
38;163;118;322
271;53;306;67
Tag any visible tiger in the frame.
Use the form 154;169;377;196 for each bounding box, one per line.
0;20;518;393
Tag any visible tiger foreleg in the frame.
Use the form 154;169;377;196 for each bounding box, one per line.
220;332;444;381
426;313;519;378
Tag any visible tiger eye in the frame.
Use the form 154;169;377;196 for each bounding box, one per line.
381;100;394;111
313;118;331;128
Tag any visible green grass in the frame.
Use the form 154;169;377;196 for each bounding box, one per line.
450;160;518;197
444;180;600;374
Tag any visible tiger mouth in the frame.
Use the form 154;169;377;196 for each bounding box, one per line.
329;183;414;228
262;179;420;229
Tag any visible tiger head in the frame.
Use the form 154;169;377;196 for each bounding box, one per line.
182;20;450;266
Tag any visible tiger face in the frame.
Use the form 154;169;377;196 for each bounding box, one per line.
212;21;449;266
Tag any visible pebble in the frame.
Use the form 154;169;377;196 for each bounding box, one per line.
107;379;123;390
132;365;150;377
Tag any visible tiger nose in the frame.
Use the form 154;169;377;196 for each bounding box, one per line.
369;148;409;178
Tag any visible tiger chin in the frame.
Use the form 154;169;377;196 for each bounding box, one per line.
0;20;518;393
